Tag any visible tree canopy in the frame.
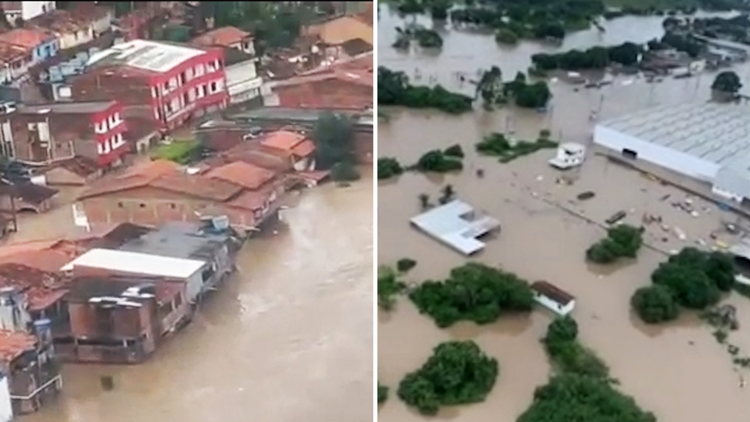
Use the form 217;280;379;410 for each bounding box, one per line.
517;374;657;422
631;247;737;323
531;42;643;71
711;71;743;95
586;224;644;264
398;341;499;415
311;112;359;181
409;263;534;327
518;317;655;422
378;67;474;114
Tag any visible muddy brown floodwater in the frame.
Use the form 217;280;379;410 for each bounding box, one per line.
14;170;373;422
378;6;750;422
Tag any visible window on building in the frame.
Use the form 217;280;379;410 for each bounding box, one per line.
197;85;205;98
188;88;196;102
186;67;193;81
195;64;204;77
151;86;157;98
209;81;218;94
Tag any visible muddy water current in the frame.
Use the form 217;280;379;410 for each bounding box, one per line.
378;7;750;422
17;170;374;422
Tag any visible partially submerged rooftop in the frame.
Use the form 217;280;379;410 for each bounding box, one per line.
596;102;750;166
0;330;37;364
115;221;232;261
61;248;207;279
410;200;500;255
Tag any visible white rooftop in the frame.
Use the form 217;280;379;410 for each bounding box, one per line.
60;248;206;279
410;200;500;255
86;39;205;73
597;102;750;166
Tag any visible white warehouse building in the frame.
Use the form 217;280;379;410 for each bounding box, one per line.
594;102;750;203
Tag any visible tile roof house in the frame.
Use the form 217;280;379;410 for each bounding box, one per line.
74;159;282;232
190;26;254;56
302;15;373;46
259;130;316;171
0;27;59;65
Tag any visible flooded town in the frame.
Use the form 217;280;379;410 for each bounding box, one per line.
0;1;374;422
377;1;750;422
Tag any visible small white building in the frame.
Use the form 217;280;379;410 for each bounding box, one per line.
61;249;209;303
410;200;500;255
594;102;750;203
549;142;585;169
531;280;576;316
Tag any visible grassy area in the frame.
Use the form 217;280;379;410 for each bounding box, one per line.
476;133;557;163
151;140;201;164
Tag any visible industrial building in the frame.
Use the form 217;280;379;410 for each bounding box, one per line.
594;102;750;203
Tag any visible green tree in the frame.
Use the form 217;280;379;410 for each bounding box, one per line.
711;71;742;95
378;382;389;404
378;267;406;311
377;157;403;180
517;374;657;422
416;150;463;173
378;67;474;114
311;112;357;174
409;263;534;327
651;261;721;309
630;285;679;323
398;341;499;415
544;316;579;345
586;224;644;264
396;258;417;273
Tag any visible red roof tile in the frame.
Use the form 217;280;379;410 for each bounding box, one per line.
191;26;252;48
0;28;54;49
260;131;306;152
0;330;36;363
206;161;276;190
291;139;316;158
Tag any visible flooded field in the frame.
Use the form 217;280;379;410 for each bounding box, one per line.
15;170;374;422
378;7;750;422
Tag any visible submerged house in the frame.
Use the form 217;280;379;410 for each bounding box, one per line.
62;275;188;364
0;288;61;415
61;248;208;305
109;221;241;296
531;281;576;316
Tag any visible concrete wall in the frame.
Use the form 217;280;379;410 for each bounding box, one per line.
594;125;720;182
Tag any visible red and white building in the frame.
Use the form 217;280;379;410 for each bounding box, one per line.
69;39;228;131
0;101;128;168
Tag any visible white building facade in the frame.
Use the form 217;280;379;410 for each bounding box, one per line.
594;102;750;203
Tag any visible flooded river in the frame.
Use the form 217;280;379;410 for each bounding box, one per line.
19;170;374;422
378;7;750;422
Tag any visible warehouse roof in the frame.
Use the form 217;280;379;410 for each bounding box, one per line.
598;102;750;166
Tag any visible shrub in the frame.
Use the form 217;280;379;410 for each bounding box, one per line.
409;263;534;327
416;150;463;173
378;267;406;310
586;224;644;264
378;382;388;404
398;341;498;415
630;285;679;324
378;157;404;180
396;258;417;273
330;161;361;181
443;144;465;158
